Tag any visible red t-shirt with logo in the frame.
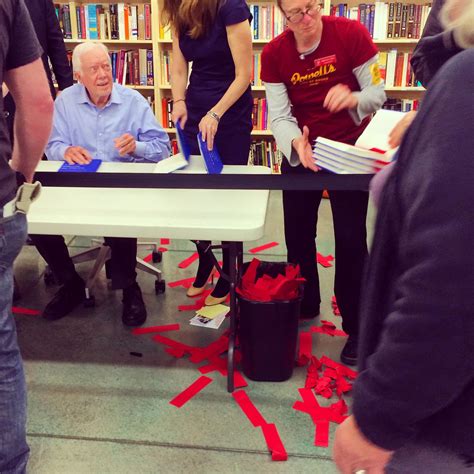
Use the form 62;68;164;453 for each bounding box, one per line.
261;16;378;145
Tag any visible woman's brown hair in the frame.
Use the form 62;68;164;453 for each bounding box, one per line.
160;0;222;39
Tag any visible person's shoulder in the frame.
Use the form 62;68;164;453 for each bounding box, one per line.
219;0;248;12
263;29;292;55
58;83;80;101
437;49;474;84
218;0;251;24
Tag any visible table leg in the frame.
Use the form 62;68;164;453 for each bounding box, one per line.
227;241;238;393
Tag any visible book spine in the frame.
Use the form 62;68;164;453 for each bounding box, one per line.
387;2;395;38
400;4;408;38
87;4;98;40
146;49;154;86
394;2;402;38
144;4;152;40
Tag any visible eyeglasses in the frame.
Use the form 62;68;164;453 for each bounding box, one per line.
285;2;321;23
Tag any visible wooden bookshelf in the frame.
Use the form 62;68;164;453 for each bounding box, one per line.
55;0;428;172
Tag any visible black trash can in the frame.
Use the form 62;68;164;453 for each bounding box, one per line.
237;261;302;382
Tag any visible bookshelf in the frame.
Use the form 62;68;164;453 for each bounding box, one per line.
54;0;161;113
54;1;428;172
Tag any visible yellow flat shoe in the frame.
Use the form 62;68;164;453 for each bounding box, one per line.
204;293;229;306
186;285;207;297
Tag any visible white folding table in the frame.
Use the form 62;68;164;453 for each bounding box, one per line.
28;157;271;391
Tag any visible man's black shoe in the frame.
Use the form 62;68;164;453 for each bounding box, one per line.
42;277;85;321
340;335;358;366
122;282;147;327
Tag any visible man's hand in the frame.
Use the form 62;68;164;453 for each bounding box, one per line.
324;84;358;113
293;125;318;172
333;416;393;474
64;146;92;164
388;110;417;148
114;133;136;156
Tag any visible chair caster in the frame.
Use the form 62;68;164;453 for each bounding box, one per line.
155;280;166;294
44;267;59;286
152;250;162;263
84;295;96;307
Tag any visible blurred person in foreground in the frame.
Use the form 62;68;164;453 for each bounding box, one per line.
333;0;474;472
0;0;54;471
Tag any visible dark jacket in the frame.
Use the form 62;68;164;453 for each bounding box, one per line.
353;50;474;459
24;0;73;95
410;0;463;87
4;0;73;140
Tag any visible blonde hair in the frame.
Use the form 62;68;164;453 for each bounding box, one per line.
72;42;110;73
160;0;221;39
440;0;474;48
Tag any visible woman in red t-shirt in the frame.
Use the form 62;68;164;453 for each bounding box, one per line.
261;0;386;366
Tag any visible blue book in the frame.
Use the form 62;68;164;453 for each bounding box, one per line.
197;133;223;174
58;159;102;173
175;120;191;162
87;4;98;39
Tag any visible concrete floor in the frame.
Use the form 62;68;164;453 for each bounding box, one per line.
13;191;376;473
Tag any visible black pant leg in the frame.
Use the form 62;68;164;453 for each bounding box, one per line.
29;234;78;284
103;237;137;290
329;190;369;337
281;161;323;316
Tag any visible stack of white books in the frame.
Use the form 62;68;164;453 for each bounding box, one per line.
313;109;405;174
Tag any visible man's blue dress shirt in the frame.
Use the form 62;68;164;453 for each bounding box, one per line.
46;83;171;162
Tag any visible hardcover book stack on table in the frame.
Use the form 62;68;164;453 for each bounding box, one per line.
313;109;405;174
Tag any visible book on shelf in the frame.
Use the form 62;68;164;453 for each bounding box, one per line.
328;2;431;40
378;49;418;88
248;140;282;174
383;97;419;112
108;49;153;86
54;2;152;41
313;109;404;174
248;3;287;40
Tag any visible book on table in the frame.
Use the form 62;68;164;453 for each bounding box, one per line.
58;159;102;172
153;119;189;173
313;109;405;174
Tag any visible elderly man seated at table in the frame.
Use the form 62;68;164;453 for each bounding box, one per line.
30;41;171;327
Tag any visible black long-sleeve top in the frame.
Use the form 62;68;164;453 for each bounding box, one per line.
24;0;73;95
410;0;463;87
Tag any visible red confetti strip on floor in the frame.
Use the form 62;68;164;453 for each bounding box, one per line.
261;423;288;461
132;324;180;335
12;306;41;316
331;295;341;316
232;390;267;427
169;376;213;408
296;331;313;366
314;421;330;447
167;277;196;288
310;321;348;337
248;242;279;254
178;252;199;269
316;253;334;268
320;355;358;379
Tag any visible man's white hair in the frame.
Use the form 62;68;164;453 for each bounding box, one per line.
72;41;111;73
440;0;474;49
